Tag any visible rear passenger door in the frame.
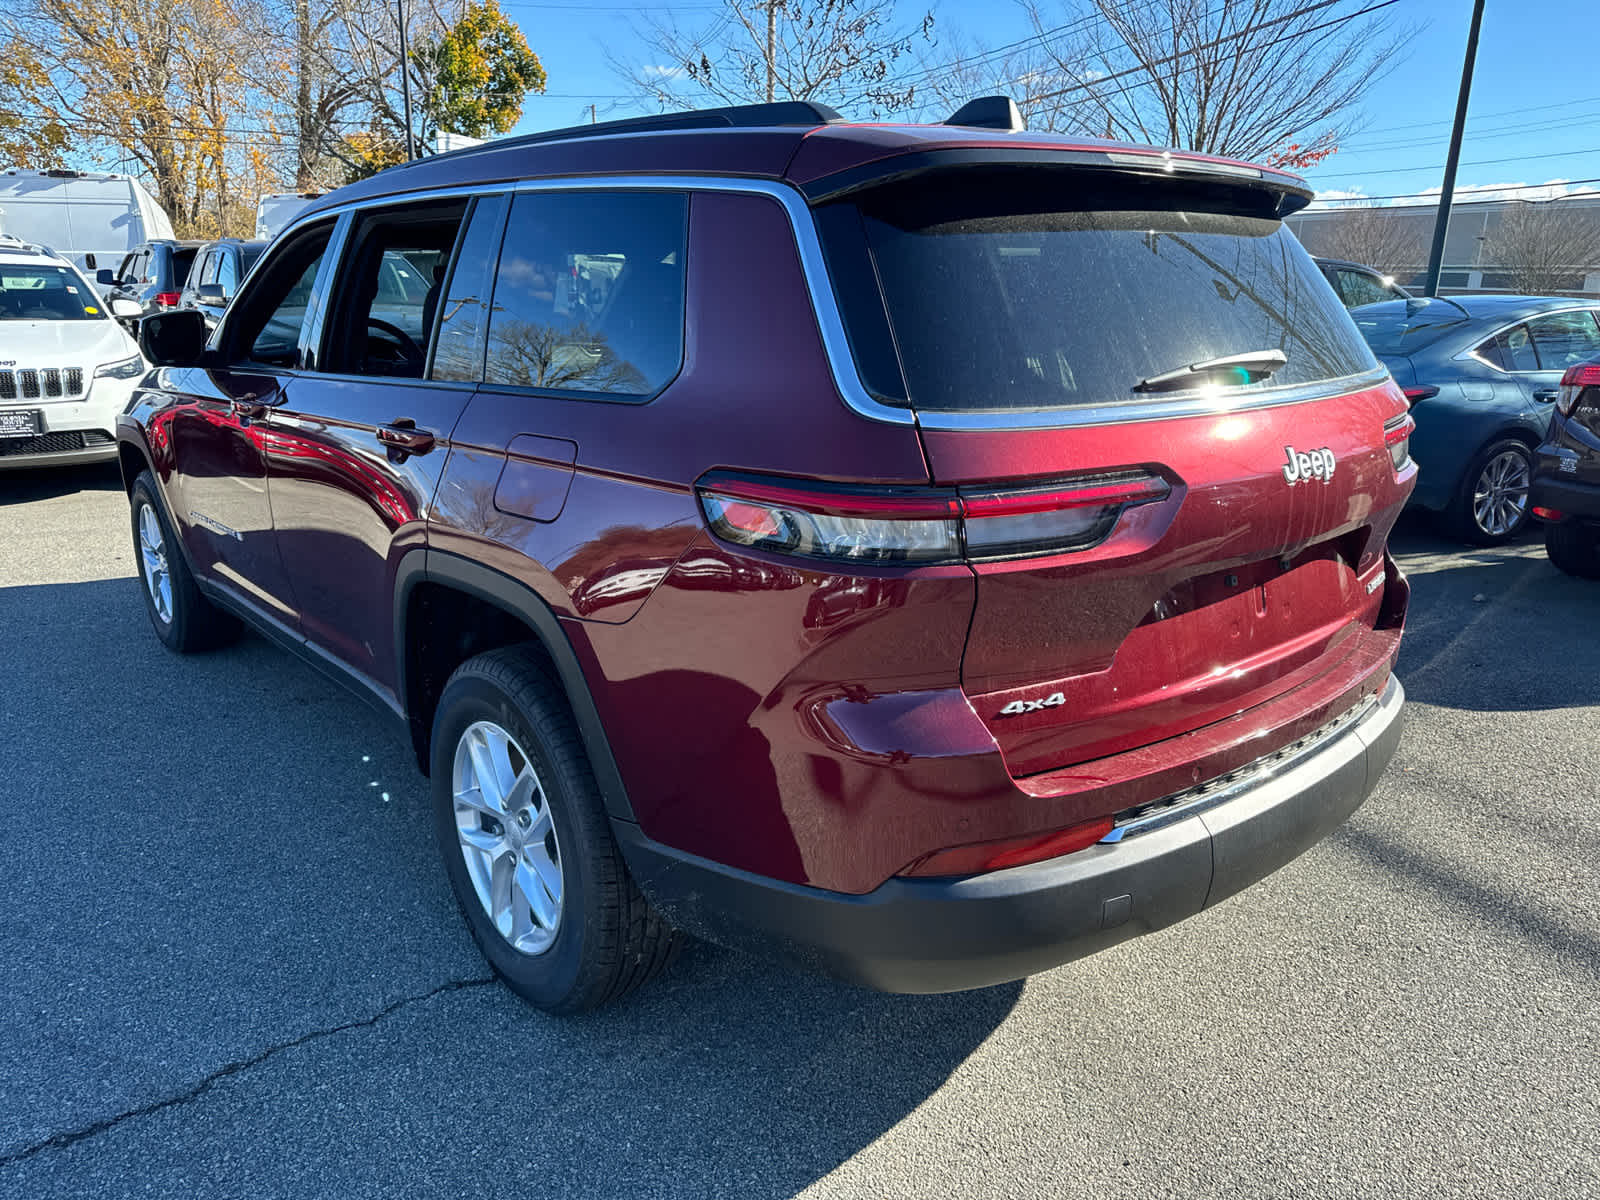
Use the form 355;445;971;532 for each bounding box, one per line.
263;196;491;702
429;188;692;621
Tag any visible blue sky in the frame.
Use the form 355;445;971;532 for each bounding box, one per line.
499;0;1599;205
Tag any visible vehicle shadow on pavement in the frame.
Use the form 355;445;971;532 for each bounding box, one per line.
0;575;1020;1199
1390;519;1599;714
0;461;123;503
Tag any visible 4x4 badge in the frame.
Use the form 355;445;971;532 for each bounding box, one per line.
1282;445;1335;486
998;691;1066;716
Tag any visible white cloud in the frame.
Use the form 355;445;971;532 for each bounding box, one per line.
641;64;685;80
1307;177;1600;210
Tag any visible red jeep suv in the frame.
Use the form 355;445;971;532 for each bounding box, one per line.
118;99;1414;1013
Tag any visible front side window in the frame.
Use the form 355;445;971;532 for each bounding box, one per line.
320;202;467;379
0;263;105;321
483;190;687;397
225;222;334;368
1526;310;1600;371
1338;269;1394;308
217;251;239;298
197;251;220;287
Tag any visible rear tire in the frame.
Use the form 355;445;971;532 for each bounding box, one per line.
129;471;239;653
430;645;682;1014
1545;520;1600;579
1446;438;1533;546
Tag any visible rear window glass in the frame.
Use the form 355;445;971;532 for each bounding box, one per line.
832;181;1375;414
1351;301;1471;357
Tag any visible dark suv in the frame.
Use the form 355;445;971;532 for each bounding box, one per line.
98;238;205;323
1532;358;1600;576
179;237;269;330
118;99;1414;1013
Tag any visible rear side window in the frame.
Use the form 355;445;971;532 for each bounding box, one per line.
483;190;687;398
1526;310;1600;370
432;194;508;383
823;174;1376;414
1476;325;1539;372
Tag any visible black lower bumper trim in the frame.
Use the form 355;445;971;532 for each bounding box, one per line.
615;675;1406;994
1531;471;1600;520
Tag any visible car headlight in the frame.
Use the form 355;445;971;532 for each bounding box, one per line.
95;355;144;380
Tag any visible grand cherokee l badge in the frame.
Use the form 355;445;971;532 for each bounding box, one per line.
1282;445;1336;485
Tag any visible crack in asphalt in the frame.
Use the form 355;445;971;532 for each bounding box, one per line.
0;975;498;1169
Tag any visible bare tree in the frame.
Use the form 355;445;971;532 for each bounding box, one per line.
612;0;934;119
1487;200;1600;296
1317;205;1429;277
967;0;1411;166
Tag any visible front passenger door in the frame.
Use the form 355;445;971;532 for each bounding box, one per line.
161;222;337;629
264;197;492;702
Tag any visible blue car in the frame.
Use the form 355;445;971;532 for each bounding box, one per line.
1351;296;1600;543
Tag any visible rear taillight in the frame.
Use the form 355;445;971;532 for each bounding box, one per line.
696;471;1171;566
1384;413;1415;471
1557;362;1600;415
155;291;181;308
1402;386;1438;405
901;816;1117;877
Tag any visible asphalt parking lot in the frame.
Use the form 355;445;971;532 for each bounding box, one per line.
2;462;1597;1199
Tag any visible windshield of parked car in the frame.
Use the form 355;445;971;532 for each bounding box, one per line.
1350;299;1470;356
0;263;106;321
822;171;1376;413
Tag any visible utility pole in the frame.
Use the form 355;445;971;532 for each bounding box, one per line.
397;0;415;160
589;104;597;124
1423;0;1485;297
765;0;777;103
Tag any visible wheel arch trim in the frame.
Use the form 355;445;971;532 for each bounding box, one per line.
396;549;637;822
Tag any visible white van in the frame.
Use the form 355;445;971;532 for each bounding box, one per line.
0;169;175;284
253;192;323;241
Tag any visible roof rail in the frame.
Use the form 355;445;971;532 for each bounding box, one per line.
412;100;844;167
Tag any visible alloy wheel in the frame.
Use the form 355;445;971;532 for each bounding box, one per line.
451;720;564;955
1472;448;1530;538
137;502;173;624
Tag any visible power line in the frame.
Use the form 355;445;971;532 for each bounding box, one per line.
1022;0;1402;105
1313;144;1600;181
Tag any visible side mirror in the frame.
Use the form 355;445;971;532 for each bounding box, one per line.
84;253;97;270
139;310;209;367
96;268;117;286
196;283;226;304
109;298;142;319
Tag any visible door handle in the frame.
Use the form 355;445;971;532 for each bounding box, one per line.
1532;388;1559;403
376;419;436;455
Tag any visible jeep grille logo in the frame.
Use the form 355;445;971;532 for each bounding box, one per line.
1282;446;1336;486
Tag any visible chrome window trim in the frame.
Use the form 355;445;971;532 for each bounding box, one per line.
1452;306;1600;375
268;173;1385;432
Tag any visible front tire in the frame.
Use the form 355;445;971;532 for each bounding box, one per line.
1545;519;1600;579
430;645;682;1013
1447;439;1534;546
129;471;238;652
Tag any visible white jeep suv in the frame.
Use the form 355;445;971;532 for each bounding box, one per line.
0;236;147;469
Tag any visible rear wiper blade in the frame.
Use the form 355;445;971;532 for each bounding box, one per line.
1134;349;1289;393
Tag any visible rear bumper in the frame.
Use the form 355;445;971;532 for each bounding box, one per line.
617;674;1405;993
1531;469;1600;522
